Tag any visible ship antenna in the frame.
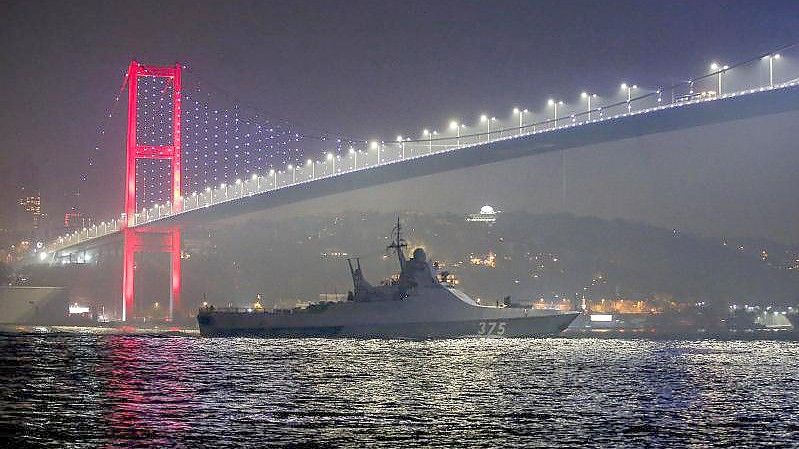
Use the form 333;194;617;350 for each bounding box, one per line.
386;216;407;270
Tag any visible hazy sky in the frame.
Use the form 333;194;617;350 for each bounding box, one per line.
1;0;798;242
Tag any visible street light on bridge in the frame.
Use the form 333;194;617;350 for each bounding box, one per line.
307;158;315;178
326;152;335;173
369;140;381;163
620;83;637;112
422;129;437;154
269;169;276;187
709;63;728;95
480;115;496;142
513;108;528;135
581;92;597;121
763;54;781;88
347;148;357;170
547;99;563;127
450;120;464;146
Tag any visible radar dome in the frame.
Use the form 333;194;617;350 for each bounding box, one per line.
480;205;495;215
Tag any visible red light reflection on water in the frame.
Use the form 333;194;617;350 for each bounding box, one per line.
101;335;195;446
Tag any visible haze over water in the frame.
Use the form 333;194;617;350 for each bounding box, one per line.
2;332;798;447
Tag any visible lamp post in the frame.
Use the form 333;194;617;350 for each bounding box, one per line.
348;148;357;170
287;164;295;183
621;83;637;112
396;135;405;159
480;115;496;141
513;108;528;135
220;183;228;198
252;173;260;191
709;63;728;95
269;169;276;188
327;152;335;173
765;54;781;88
423;129;437;153
370;141;380;164
235;178;242;196
450;120;462;146
581;92;597;121
547;99;563;127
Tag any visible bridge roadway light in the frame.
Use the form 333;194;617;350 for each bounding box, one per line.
709;63;728;94
581;92;597;120
348;148;357;170
307;158;316;177
369;141;382;163
621;83;637;112
449;121;463;146
269;169;276;187
396;136;406;159
287;164;296;183
480;115;496;142
513;108;528;135
423;129;437;153
764;54;781;87
547;99;563;127
326;152;335;173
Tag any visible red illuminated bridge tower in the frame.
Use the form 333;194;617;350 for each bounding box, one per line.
122;61;183;322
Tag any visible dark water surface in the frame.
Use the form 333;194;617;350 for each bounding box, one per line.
1;331;798;448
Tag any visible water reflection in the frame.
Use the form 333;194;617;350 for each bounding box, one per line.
0;333;797;447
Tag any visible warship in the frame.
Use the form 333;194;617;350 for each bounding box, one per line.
197;219;580;338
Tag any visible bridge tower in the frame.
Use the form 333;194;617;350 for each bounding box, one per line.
122;61;183;322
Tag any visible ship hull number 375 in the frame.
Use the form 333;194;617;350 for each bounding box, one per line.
477;321;506;336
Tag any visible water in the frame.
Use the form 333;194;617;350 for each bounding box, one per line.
1;332;798;448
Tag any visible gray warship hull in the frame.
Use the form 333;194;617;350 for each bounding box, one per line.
198;291;580;338
198;313;579;338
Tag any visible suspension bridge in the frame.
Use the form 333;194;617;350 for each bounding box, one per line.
36;45;799;321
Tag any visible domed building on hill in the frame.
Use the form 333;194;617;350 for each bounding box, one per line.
465;205;499;224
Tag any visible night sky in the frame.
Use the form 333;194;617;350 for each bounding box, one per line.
1;0;798;242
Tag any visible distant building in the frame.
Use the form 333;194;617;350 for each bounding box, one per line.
17;187;43;238
465;205;499;224
64;208;92;234
61;190;92;234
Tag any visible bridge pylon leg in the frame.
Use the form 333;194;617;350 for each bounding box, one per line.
169;229;181;321
121;228;139;322
121;227;181;322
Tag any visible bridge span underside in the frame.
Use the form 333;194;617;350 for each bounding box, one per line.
153;85;799;228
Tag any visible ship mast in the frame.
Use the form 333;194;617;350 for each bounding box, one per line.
387;216;407;271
